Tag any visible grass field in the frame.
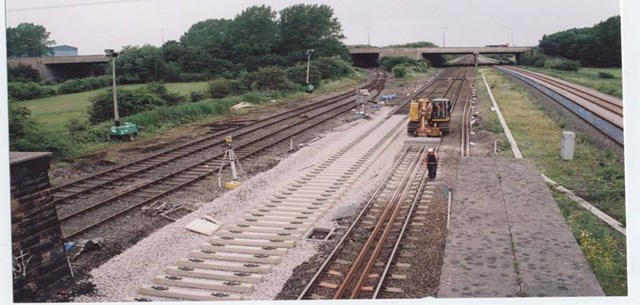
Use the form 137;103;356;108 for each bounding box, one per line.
520;66;622;98
18;71;368;160
20;81;209;133
477;67;626;296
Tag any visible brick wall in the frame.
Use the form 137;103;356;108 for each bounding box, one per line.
10;152;71;302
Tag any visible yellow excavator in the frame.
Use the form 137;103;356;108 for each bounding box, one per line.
407;97;451;137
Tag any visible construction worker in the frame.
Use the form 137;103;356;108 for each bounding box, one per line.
425;147;438;179
436;102;444;118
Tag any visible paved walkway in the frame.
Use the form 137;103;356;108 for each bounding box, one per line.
438;157;604;297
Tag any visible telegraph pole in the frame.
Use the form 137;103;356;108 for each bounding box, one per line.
440;27;448;47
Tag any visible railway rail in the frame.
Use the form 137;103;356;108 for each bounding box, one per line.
56;69;387;239
496;65;623;145
298;146;431;299
128;108;408;301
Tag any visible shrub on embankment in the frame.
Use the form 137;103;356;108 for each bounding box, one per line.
379;56;429;78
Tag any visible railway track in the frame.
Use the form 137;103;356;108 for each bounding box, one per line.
298;145;432;299
128;109;408;301
496;65;623;145
460;82;474;157
56;69;387;240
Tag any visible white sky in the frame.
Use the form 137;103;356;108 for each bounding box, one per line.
5;0;621;55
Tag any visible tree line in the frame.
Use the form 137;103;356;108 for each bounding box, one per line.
104;4;350;83
538;15;620;68
6;4;350;84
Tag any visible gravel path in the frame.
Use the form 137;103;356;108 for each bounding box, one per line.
74;107;398;302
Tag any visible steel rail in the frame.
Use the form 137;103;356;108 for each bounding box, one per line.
60;71;388;239
334;147;424;298
495;66;623;146
52;71;385;204
372;148;430;298
296;146;412;300
348;147;426;299
502;66;622;116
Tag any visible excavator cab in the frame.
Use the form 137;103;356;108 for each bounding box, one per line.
407;97;451;137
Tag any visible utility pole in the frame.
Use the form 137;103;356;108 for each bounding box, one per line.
105;49;120;126
440;27;448;47
509;28;515;46
305;49;315;92
306;49;314;84
161;28;165;44
366;27;372;46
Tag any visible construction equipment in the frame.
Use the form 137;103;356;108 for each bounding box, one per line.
407;97;451;137
355;89;370;116
217;136;243;190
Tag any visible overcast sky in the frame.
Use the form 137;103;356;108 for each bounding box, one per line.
5;0;621;55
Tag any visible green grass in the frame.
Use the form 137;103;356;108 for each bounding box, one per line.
554;191;627;296
520;66;622;98
23;72;367;160
477;67;626;295
19;81;209;133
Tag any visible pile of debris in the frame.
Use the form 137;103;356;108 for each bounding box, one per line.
141;201;195;221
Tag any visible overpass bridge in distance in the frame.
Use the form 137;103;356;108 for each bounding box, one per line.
348;46;535;67
8;55;110;82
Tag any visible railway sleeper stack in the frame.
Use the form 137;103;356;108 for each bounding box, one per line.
125;116;405;301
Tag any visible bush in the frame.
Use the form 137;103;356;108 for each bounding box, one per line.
380;57;417;72
163;92;187;106
287;64;321;87
57;76;112;95
145;82;186;106
66;118;89;135
7;82;55;101
247;66;293;91
189;90;207;103
314;56;353;80
392;65;408;78
9;101;74;159
544;57;581;71
88;87;165;123
598;72;615;79
8;63;41;83
209;78;232;99
8;102;32;143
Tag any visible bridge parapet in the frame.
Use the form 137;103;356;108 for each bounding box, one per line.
348;46;533;55
8;55;109;67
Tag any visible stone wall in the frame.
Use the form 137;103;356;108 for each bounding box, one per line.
10;152;71;302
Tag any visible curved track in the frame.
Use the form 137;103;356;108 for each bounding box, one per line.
57;69;387;239
496;65;623;146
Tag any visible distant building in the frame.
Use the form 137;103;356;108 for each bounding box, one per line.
51;45;78;56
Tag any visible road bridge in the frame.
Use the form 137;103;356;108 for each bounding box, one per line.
8;55;109;82
348;46;534;67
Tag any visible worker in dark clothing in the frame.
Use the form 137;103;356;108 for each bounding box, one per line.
426;147;438;179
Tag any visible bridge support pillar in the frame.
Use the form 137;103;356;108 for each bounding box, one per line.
474;54;478;68
515;53;523;65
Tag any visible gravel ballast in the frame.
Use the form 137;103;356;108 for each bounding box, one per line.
75;107;402;302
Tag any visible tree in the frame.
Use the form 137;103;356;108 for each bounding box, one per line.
115;45;166;83
227;5;279;63
6;23;55;57
387;41;438;48
539;15;620;67
180;19;232;59
278;4;345;56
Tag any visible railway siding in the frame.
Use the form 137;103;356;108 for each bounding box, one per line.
496;66;623;145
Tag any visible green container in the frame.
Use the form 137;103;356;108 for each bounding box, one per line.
304;84;315;93
109;122;138;136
